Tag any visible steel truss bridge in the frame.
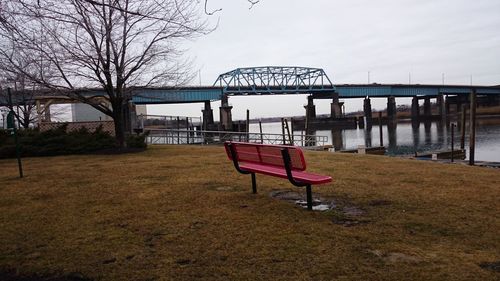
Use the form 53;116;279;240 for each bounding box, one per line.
1;66;500;106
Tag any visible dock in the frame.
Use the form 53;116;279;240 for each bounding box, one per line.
339;146;386;155
416;149;466;160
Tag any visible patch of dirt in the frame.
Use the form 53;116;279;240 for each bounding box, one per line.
270;190;371;226
331;217;370;227
215;186;235;191
269;190;335;210
479;261;500;272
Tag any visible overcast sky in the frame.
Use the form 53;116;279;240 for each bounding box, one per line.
149;0;500;120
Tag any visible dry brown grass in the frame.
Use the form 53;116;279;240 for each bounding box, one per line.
0;146;499;281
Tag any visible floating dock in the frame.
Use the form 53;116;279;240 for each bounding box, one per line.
340;146;386;155
416;149;466;160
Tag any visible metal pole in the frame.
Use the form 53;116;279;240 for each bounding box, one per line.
7;88;23;178
284;119;292;146
290;117;295;145
246;109;250;142
176;116;180;144
186;117;190;144
259;120;263;144
281;118;286;145
460;105;466;150
378;111;383;147
451;123;455;163
469;89;477;165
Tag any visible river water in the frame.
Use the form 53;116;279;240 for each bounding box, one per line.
249;121;500;162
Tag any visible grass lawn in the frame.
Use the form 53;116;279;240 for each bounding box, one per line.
0;145;499;280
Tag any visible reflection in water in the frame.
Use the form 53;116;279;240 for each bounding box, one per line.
250;121;500;161
387;121;397;151
424;121;432;145
412;122;420;150
331;129;343;151
364;127;372;148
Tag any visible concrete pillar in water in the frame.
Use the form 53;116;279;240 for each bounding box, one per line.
456;95;463;113
219;95;233;131
363;97;372;127
330;93;341;119
423;96;431;117
436;94;447;123
202;101;214;130
436;94;445;117
411;96;420;124
304;95;316;120
387;96;397;121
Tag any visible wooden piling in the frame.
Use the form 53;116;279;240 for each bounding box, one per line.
451;123;455;162
469;90;477;165
460;105;466;150
378;112;383;147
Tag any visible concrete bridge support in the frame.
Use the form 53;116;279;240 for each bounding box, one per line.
423;97;431;117
330;93;342;118
363;97;372;127
411;96;419;123
387;96;397;121
219;95;233;131
202;101;214;130
304;95;316;120
437;94;446;122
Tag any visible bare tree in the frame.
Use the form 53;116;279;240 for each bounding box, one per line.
0;0;207;146
203;0;260;15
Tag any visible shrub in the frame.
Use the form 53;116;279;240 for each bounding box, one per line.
125;133;147;149
0;125;119;159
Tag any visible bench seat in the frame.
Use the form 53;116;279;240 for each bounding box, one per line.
239;162;332;184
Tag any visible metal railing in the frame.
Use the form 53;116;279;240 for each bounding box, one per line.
145;129;328;147
138;114;202;130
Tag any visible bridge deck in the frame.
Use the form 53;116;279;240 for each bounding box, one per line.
1;84;499;106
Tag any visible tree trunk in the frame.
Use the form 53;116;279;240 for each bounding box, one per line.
112;102;126;148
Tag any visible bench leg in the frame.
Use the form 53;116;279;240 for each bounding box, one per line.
251;173;257;194
306;185;313;211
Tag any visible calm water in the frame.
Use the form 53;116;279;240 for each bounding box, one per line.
249;121;500;162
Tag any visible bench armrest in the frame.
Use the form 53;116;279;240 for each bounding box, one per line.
281;148;307;187
228;143;251;175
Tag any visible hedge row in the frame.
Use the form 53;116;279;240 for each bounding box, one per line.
0;125;146;159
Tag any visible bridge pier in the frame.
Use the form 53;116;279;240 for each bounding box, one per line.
330;93;342;118
423;96;431;117
411;96;420;124
219;95;233;131
304;95;316;120
387;96;397;121
437;94;446;122
363;97;372;127
202;101;214;130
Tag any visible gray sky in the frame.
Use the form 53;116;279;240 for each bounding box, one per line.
149;0;500;120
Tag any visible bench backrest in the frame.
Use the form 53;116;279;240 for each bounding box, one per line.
224;141;307;171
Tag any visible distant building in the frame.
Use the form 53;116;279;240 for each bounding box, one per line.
71;103;147;122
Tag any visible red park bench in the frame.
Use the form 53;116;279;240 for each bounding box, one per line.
224;141;332;210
